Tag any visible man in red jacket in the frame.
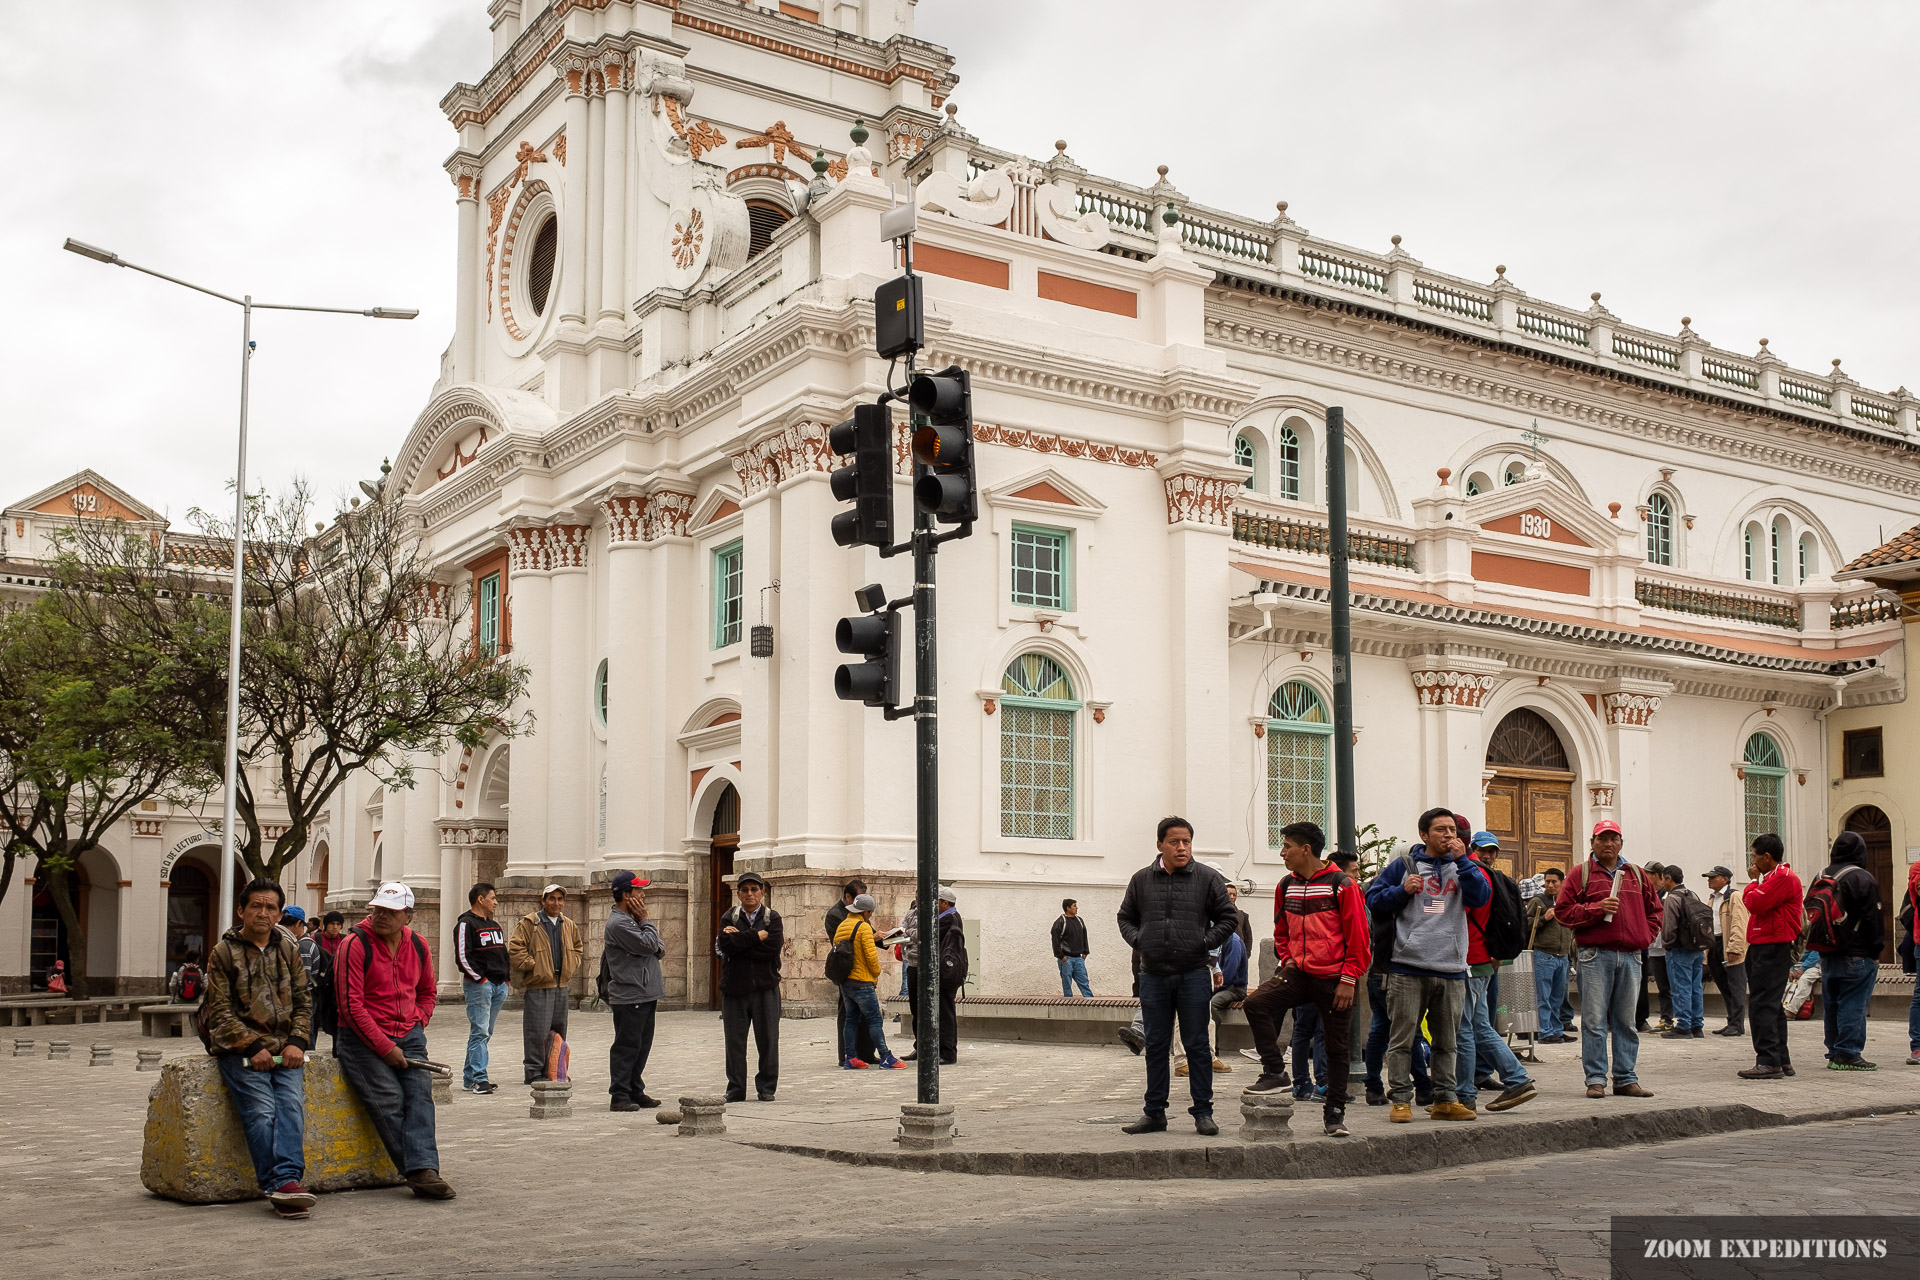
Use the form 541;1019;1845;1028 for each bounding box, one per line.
335;881;454;1200
1738;833;1804;1080
1241;820;1371;1137
1553;820;1662;1100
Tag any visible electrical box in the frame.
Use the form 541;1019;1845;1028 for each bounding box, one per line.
874;273;923;360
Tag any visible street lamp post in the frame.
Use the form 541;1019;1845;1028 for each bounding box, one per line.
62;236;417;936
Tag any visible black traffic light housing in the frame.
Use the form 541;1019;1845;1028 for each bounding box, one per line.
909;366;975;524
828;402;895;548
834;584;900;708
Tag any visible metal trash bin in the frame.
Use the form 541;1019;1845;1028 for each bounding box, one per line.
1499;950;1538;1038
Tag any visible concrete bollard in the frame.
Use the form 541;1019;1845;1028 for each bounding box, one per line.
897;1102;957;1150
677;1095;727;1137
1238;1089;1294;1142
137;1048;163;1072
90;1043;114;1067
47;1040;70;1061
529;1080;572;1119
12;1038;32;1057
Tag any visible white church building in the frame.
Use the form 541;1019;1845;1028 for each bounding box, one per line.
301;0;1920;1008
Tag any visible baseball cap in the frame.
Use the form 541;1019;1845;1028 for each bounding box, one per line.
1706;865;1734;880
281;905;307;922
937;885;958;904
610;870;650;895
735;871;767;889
850;893;878;913
541;883;566;896
1471;831;1500;849
1591;820;1622;837
369;881;414;911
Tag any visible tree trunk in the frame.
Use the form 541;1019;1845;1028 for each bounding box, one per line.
41;863;90;1001
0;845;16;911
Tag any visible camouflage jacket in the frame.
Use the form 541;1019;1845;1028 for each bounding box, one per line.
205;925;313;1057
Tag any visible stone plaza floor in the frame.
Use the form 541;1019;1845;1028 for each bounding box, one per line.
1;1005;1916;1278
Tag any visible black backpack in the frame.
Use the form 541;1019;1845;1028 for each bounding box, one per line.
1667;888;1714;953
1472;862;1529;962
824;920;869;984
332;925;427;1041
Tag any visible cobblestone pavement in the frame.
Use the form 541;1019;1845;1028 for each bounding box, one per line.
1;1008;1915;1279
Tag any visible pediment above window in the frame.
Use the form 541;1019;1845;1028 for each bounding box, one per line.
984;467;1106;517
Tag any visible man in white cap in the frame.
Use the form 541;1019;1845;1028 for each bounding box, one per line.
334;881;453;1199
508;884;583;1085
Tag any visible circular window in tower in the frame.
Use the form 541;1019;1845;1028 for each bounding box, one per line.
498;180;558;350
526;215;557;317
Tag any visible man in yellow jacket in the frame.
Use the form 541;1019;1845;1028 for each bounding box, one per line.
508;884;584;1084
833;894;904;1069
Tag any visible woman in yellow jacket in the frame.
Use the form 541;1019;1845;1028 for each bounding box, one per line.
833;894;905;1069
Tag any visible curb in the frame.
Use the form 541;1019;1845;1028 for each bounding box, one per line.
740;1100;1914;1180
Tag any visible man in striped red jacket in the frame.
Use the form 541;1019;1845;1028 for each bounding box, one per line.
1241;820;1373;1136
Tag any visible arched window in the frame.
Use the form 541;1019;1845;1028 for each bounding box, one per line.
1645;493;1674;566
1743;524;1760;581
1234;433;1257;489
1504;462;1526;487
1742;733;1786;848
1267;681;1332;847
594;658;609;726
1277;426;1302;501
1465;472;1492;497
1799;532;1819;582
1770;516;1789;586
1000;654;1078;840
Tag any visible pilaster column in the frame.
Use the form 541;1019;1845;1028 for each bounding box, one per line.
1599;679;1669;840
598;51;631;328
557;53;592;327
641;491;696;862
501;525;552;887
544;522;593;886
583;72;606;322
1158;466;1239;857
445;154;483;383
1407;656;1508;806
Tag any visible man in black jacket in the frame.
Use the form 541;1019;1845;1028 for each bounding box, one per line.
933;886;969;1064
1051;899;1092;997
717;871;784;1101
1115;816;1237;1136
453;882;510;1095
1811;831;1885;1070
824;879;874;1066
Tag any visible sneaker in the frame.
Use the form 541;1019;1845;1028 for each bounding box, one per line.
465;1080;498;1095
877;1055;908;1070
1475;1074;1499;1090
843;1058;870;1070
1691;1027;1704;1038
1120;1112;1167;1135
1324;1110;1350;1138
1211;1058;1232;1073
1486;1082;1539;1112
610;1100;641;1112
1314;1084;1327;1098
268;1183;317;1210
1429;1101;1477;1121
1240;1048;1263;1063
1116;1025;1145;1055
1828;1057;1878;1071
1389;1102;1413;1123
1907;1050;1920;1065
1365;1087;1386;1106
1659;1029;1692;1039
1247;1073;1291;1094
405;1169;456;1200
1793;1000;1816;1020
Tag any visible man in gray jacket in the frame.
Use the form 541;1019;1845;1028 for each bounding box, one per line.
605;870;664;1111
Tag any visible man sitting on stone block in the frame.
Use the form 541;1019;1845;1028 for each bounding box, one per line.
335;880;454;1200
204;877;317;1219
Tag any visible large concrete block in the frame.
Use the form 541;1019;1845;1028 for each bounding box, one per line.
140;1053;404;1203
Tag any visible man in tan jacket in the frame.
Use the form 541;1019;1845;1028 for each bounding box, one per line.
508;884;585;1084
1704;865;1750;1036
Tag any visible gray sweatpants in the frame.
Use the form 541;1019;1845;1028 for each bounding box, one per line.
1386;972;1466;1106
522;986;569;1084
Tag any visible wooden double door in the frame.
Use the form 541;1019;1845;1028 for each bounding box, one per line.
1482;770;1575;881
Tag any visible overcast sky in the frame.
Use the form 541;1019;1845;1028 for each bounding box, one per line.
7;1;1917;524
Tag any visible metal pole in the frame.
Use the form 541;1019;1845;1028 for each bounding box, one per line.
913;500;939;1104
216;299;253;934
1326;407;1357;859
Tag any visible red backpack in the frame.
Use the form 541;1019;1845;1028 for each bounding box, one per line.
1803;865;1870;953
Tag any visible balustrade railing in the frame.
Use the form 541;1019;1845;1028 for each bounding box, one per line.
1517;308;1590;347
1181;214;1270;263
1413;277;1492;322
1613;332;1681;371
1232;510;1416;570
1700;354;1760;390
1635;579;1800;630
1299;246;1387;294
1831;596;1902;629
1077;186;1154;235
1851;397;1897;428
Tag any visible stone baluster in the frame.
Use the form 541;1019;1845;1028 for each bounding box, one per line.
12;1038;32;1057
897;1102;956;1149
89;1042;113;1068
677;1095;728;1136
47;1040;70;1060
137;1048;163;1071
530;1079;573;1119
1238;1089;1294;1141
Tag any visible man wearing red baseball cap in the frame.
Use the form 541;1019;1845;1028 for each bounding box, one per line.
1552;820;1664;1100
604;870;665;1111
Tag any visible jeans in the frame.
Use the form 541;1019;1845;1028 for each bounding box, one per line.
1747;942;1794;1069
1364;972;1431;1093
1139;966;1215;1118
609;1001;658;1102
723;987;780;1099
1386;972;1466;1106
1290;1001;1327;1097
1647;954;1672;1023
215;1055;306;1192
1534;952;1570;1038
521;985;568;1084
337;1024;438;1177
1058;956;1093;998
462;978;508;1087
1820;954;1878;1061
1707;939;1749;1031
840;980;892;1063
1578;948;1642;1086
1243;968;1352;1114
1665;948;1706;1032
838;986;878;1063
1456;971;1533;1105
1909;973;1920;1053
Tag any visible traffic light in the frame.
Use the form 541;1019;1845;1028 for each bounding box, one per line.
834;583;900;708
909;366;975;524
828;402;894;548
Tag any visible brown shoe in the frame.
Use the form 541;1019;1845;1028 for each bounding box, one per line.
1428;1101;1478;1121
1613;1082;1654;1098
406;1170;456;1200
1389;1102;1414;1123
1174;1062;1189;1077
1737;1065;1786;1080
1211;1058;1232;1073
1585;1084;1606;1099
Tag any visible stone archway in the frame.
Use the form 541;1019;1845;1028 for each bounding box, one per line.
1842;805;1895;963
1483;708;1576;880
706;783;739;1011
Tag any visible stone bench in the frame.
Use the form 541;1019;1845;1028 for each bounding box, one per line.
141;1053;405;1203
0;995;168;1027
140;1004;199;1038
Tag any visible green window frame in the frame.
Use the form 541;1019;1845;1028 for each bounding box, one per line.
1266;680;1332;846
1009;525;1070;611
712;540;744;648
1742;732;1786;848
477;572;500;658
999;653;1078;840
594;658;609;726
1234;433;1257;489
1646;492;1673;566
1276;424;1302;502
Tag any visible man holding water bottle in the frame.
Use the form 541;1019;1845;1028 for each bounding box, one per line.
1552;821;1664;1100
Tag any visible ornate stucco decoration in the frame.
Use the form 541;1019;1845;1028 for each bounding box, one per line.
916;157;1109;250
1162;473;1240;526
1410;671;1501;708
1601;691;1663;726
729;422;833;496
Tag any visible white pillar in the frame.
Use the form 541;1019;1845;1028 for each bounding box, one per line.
599;55;630;329
503;526;552;885
1159;470;1237;857
1600;687;1665;842
584;83;606;323
447;156;482;382
545;523;593;885
1409;661;1506;806
559;66;591;327
642;499;696;860
599;492;651;866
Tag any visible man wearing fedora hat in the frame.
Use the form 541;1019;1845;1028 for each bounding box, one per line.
508;884;584;1086
716;870;783;1102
